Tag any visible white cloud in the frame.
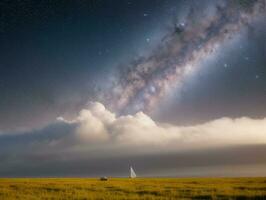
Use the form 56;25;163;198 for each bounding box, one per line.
61;102;266;153
1;101;266;176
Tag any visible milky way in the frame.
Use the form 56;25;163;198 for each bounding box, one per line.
99;0;265;115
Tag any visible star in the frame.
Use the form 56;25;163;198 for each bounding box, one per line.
180;22;185;27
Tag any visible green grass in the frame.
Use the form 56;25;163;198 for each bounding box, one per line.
0;177;266;199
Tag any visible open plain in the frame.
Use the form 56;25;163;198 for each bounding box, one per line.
0;177;266;200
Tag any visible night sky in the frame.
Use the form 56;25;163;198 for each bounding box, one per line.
0;0;171;132
0;0;265;177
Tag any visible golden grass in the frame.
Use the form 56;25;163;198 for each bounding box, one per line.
0;177;266;199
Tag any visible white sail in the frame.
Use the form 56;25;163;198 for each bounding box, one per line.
130;166;136;178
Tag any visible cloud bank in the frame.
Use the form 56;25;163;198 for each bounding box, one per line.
1;101;266;176
69;102;266;151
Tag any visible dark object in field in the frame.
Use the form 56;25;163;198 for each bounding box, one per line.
100;177;108;181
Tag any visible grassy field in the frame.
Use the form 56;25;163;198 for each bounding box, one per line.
0;177;266;199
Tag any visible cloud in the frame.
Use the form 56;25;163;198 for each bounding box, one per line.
69;102;266;154
1;101;266;155
1;101;266;177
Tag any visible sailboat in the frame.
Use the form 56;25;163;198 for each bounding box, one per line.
130;166;136;178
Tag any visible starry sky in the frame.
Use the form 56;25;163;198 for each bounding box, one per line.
0;0;265;177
